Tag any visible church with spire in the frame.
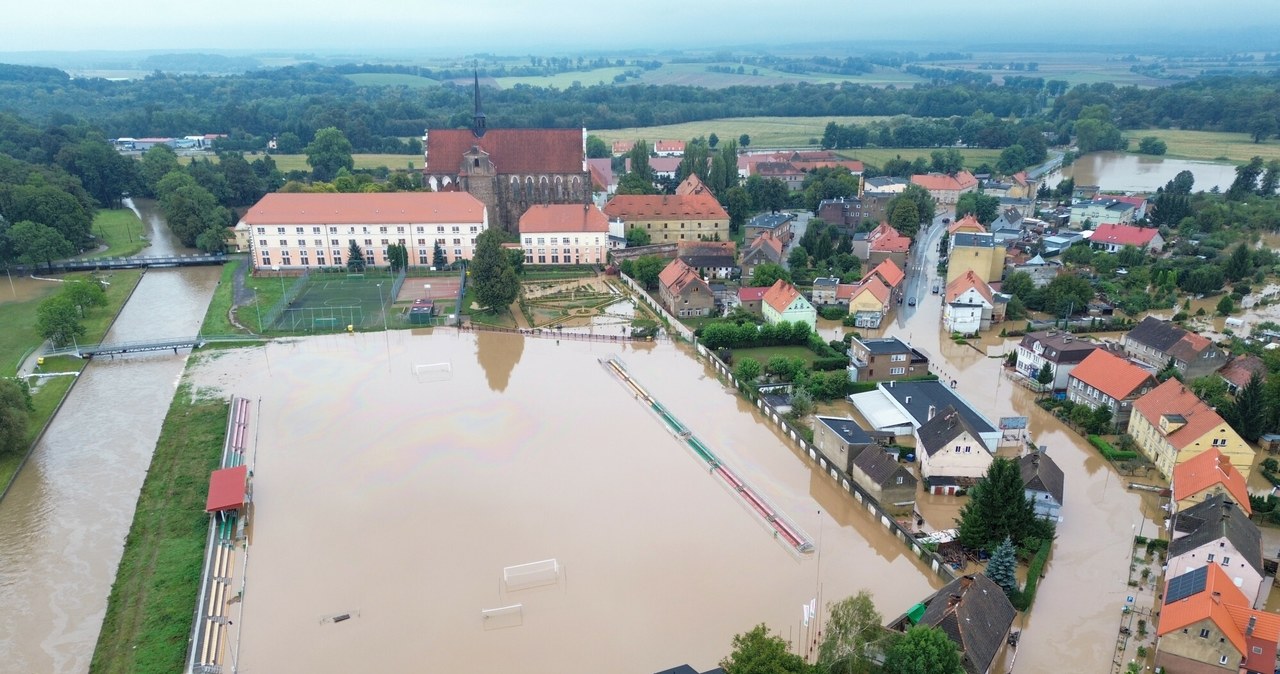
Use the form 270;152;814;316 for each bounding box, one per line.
422;73;590;234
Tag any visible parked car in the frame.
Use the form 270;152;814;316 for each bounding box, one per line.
908;296;917;306
932;284;940;294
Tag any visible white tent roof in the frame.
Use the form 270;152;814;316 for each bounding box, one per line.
848;390;913;431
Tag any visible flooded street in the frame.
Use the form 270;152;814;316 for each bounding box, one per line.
0;201;221;673
187;332;944;674
1045;151;1238;193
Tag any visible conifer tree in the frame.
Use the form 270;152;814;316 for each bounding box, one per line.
984;536;1019;599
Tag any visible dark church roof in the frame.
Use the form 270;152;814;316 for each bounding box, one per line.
425;128;585;175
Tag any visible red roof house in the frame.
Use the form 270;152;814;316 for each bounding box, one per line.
1090;223;1163;252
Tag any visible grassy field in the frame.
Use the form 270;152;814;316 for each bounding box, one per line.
199;258;251;335
730;344;821;365
638;62;923;88
495;67;631;89
835;147;1004;171
1127;128;1280;163
88;386;228;674
185;153;420;173
344;73;439;88
591;116;891;148
84;209;149;259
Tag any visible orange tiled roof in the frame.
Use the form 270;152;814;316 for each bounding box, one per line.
835;283;858;301
654;139;685;152
863;258;905;288
738;286;769;302
1225;603;1280;672
1173;448;1252;515
911;170;978;192
242;192;486;225
949;214;986;235
867;222;911;253
1091;223;1159;247
1069;350;1156;401
603;193;729;220
1134;378;1230;452
1219;355;1266;390
1158;563;1251;655
852;278;890;305
675;173;710;196
519;204;609;234
658;258;706;296
763;279;802;314
749;231;784;257
945;270;994;305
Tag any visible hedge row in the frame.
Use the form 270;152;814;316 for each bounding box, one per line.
1087;435;1139;462
1013;539;1053;611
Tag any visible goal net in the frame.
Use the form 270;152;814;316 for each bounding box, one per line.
413;362;453;383
481;603;523;630
503;559;560;591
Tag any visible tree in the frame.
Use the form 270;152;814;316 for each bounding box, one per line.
789;389;815;418
1216;295;1235;316
1137;137;1167;155
585;134;609;158
882;625;963;674
724;186;752;233
7;220;73;269
305;127;355;182
709;132;720;148
625;226;651;247
158;181;231;250
996;144;1029;173
1225;244;1252;281
1035;362;1054;386
1228;371;1266;442
745;175;789;212
1002;271;1035;302
56;138;139;207
432;241;447;268
817;591;883;674
631;255;665;290
0;184;93;248
37;295;85;347
0;378;32;456
888;199;920;239
1249;113;1278;144
888;184;935;232
739;134;751;148
957;457;1054;551
386;243;408;271
138;144;181;197
471;229;519;311
1229;156;1265;199
734;357;762;386
788;245;809;269
750;262;790;288
720;624;809;674
984;536;1019;599
1088;404;1113;435
347;241;366;271
954;192;1000;224
61;279;106;317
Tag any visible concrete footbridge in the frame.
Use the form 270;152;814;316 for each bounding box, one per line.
15;253;228;274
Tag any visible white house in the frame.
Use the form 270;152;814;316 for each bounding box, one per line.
1013;330;1100;391
942;270;993;336
915;405;994;493
518;204;611;265
1167;495;1267;608
762;279;817;331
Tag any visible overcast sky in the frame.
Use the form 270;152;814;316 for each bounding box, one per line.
2;0;1277;53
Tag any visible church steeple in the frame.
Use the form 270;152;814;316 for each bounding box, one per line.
472;69;487;138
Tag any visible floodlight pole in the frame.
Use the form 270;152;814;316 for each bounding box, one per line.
377;282;391;370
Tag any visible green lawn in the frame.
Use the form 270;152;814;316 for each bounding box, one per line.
88;387;228;674
83;209;149;259
591;116;891;148
1127;128;1280;163
731;344;821;365
344;73;440;89
200;258;252;335
461;283;517;328
231;270;291;333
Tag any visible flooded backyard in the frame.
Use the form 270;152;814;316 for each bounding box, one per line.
187;331;944;673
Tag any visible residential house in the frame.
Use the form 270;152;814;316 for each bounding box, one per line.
862;176;910;196
586;158;615;195
1167;495;1266;608
657;258;714;318
943;271;996;336
623;155;683;181
1129;378;1254;479
653;139;685;157
737;286;767;316
989;209;1025;244
1019;451;1064;521
518;204;610;265
1066;349;1158;431
1008;254;1061;288
1013;330;1100;391
916;405;995;489
677;241;738;279
833;283;858;308
946;233;1006;285
998;196;1036;218
756;162;807;191
604;193;730;244
611;140;634;155
862;258;906;298
888;574;1015;674
1070;198;1136;228
855;222;911;271
1121;316;1226;379
851;447;917;515
1155;564;1280;674
740;231;785;279
948;214;986;236
811;277;842;306
846;278;892;328
851;380;1001;450
1089;223;1163;253
911;171;979;205
813;416;875;475
762;279;817;331
1041;231;1085;255
818;195;891;231
1172;448;1252;516
1219;355;1266;395
242;192;488;270
743;212;795;242
848;336;930;383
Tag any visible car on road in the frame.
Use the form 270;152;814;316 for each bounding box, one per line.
908;296;917;306
932;284;940;294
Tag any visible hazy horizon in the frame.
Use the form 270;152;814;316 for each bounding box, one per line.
3;0;1278;55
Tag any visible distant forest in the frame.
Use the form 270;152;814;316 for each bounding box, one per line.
0;62;1278;154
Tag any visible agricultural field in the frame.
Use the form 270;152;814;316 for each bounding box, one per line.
1127;128;1280;163
634;62;923;88
834;147;1004;171
590;116;890;148
344;73;440;88
493;67;631;89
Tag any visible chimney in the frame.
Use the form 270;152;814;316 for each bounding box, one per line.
947;594;963;609
960;575;974;591
928;405;936;420
1248;616;1257;636
1211;591;1222;604
905;396;912;405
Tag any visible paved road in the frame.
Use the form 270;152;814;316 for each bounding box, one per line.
897;209;952;327
782;211;812;270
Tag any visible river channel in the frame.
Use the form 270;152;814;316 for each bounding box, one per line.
0;200;220;673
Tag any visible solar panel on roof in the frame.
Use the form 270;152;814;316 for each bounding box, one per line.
1165;565;1209;603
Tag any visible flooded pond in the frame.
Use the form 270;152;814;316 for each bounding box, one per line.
187;331;944;673
1046;151;1239;193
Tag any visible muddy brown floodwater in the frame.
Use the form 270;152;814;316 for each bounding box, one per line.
0;199;221;673
187;332;945;673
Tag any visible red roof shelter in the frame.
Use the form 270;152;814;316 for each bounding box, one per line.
205;465;248;513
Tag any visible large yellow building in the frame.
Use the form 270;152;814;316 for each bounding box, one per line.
1128;378;1254;479
603;193;730;243
945;232;1006;285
